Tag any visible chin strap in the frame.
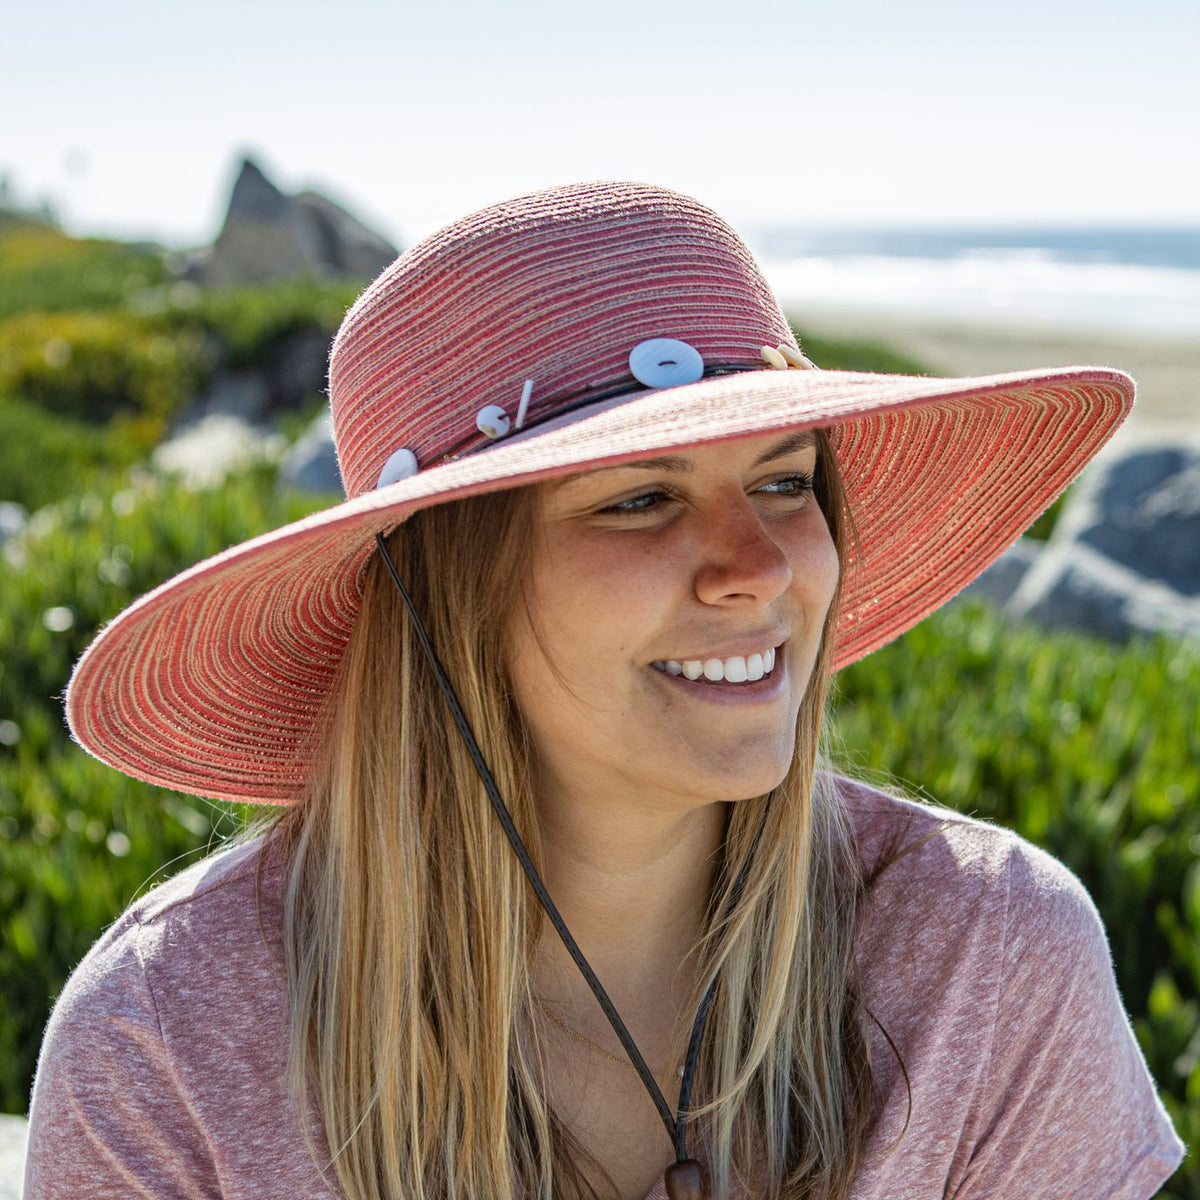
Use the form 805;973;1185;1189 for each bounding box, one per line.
376;533;766;1196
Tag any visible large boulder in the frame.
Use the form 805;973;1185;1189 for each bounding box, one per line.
960;538;1042;609
278;411;342;496
1007;426;1200;642
201;158;398;287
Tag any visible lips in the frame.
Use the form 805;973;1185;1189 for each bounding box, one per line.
651;646;778;683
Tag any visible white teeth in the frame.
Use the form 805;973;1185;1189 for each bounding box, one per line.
655;647;779;683
724;656;748;683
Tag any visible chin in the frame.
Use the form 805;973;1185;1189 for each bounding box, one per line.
689;751;795;805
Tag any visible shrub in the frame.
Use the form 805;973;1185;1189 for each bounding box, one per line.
152;277;360;365
0;221;166;319
0;467;336;1111
0;396;143;510
0;275;358;509
794;327;930;376
0;310;209;431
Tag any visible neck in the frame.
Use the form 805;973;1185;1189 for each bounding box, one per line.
531;787;726;1012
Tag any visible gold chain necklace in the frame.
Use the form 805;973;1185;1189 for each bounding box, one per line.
533;996;682;1082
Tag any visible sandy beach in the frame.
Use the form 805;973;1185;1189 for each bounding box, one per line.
789;307;1199;431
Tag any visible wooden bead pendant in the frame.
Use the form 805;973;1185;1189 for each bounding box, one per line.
664;1158;708;1200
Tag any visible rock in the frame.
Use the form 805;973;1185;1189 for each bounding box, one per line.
959;537;1041;608
1076;445;1200;595
1012;544;1200;643
193;371;273;424
278;412;342;496
0;1113;28;1200
202;158;398;287
292;190;401;281
268;328;332;414
188;328;329;425
1008;425;1200;642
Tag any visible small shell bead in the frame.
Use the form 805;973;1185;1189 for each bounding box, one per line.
759;345;788;370
778;344;819;370
476;405;512;439
376;447;420;488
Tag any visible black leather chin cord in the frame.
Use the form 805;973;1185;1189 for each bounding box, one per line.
375;532;762;1176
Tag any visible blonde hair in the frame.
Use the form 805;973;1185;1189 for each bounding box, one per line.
272;431;874;1199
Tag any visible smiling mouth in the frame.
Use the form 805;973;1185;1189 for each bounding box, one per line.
651;646;778;684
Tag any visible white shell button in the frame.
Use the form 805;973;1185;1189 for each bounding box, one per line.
476;405;511;439
376;447;419;487
628;338;704;389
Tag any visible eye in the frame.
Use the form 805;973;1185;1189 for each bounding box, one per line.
757;471;815;498
599;489;674;515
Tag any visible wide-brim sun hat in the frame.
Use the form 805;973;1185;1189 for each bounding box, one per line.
65;180;1133;805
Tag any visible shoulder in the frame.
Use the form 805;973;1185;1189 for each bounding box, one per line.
39;833;285;1060
130;829;283;928
25;835;291;1196
834;776;1184;1197
834;772;1099;938
107;830;281;954
832;773;1115;1045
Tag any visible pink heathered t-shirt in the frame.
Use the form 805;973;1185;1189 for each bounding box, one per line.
23;779;1185;1198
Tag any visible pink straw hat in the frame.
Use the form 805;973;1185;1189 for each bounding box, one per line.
65;180;1133;805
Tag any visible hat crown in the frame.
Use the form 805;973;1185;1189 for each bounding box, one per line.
328;181;793;498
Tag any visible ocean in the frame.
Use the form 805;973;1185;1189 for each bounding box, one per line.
747;226;1200;336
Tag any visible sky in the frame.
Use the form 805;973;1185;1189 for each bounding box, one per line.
3;0;1198;249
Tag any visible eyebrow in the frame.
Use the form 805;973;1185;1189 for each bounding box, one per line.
553;430;816;488
750;429;816;466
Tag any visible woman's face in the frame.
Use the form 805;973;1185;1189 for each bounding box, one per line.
507;429;840;818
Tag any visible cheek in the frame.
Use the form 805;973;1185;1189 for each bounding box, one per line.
504;553;635;729
789;512;841;616
814;534;841;610
524;535;672;661
505;609;568;758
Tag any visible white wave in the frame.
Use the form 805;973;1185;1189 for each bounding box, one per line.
763;253;1200;334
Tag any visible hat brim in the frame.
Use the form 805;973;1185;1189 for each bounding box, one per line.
66;365;1132;804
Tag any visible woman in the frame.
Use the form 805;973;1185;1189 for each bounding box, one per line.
25;181;1183;1199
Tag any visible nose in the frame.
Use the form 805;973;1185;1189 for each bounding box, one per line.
692;491;793;608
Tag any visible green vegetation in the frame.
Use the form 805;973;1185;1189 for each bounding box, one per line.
0;279;357;476
0;468;336;1110
795;328;930;376
0;216;359;512
0;397;144;512
162;277;361;365
1021;489;1068;541
0;309;210;432
0;218;166;319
